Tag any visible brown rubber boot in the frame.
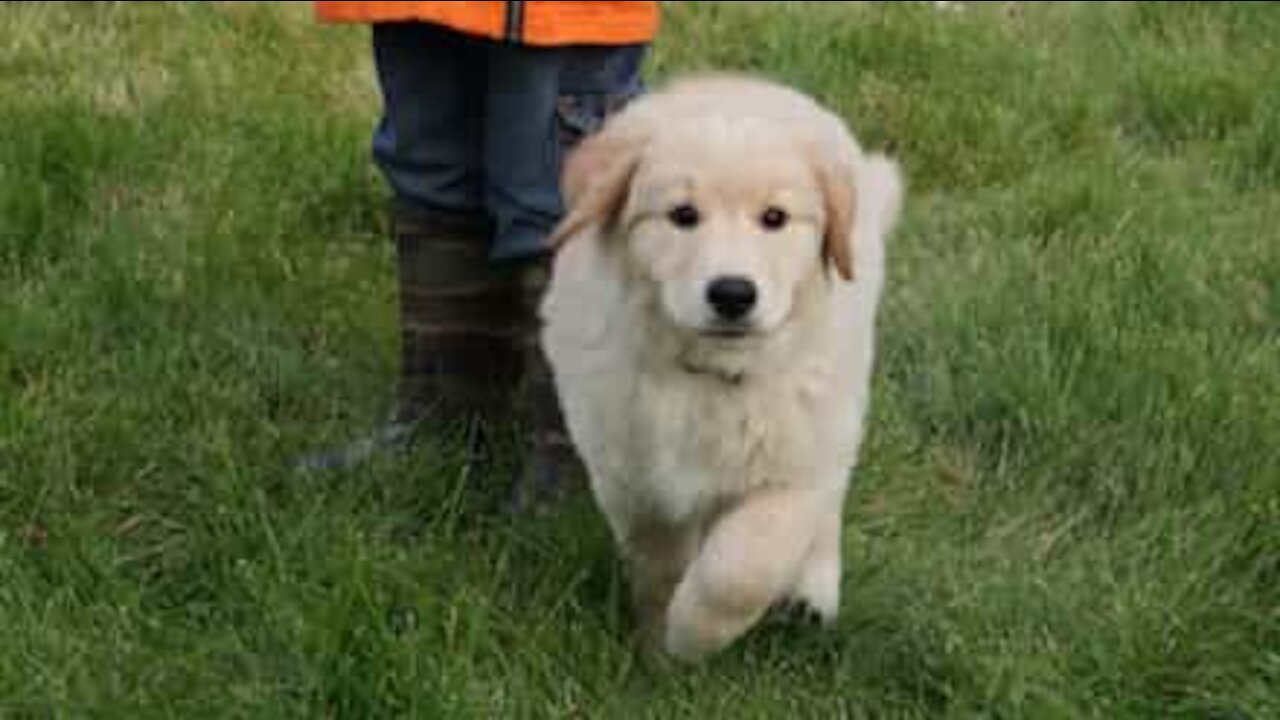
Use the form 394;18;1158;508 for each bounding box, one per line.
296;203;524;472
390;203;523;442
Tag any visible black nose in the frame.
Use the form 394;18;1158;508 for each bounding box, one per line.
706;276;758;321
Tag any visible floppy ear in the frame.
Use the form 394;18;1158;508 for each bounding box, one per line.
815;157;857;282
548;125;645;249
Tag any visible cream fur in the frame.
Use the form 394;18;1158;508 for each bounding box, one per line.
539;74;904;662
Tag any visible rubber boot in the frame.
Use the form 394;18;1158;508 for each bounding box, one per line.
296;203;523;472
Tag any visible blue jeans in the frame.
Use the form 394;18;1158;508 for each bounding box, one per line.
370;23;647;261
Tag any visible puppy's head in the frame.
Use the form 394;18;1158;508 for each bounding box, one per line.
550;76;892;357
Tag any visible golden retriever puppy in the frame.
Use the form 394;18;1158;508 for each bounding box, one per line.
539;74;904;662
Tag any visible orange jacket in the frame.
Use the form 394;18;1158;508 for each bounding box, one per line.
314;1;660;47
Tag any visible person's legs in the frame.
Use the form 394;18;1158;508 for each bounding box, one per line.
299;24;522;471
300;30;652;498
372;24;522;435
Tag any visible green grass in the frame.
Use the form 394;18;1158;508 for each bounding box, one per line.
2;2;1278;717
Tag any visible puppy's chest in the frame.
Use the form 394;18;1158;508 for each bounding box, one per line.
627;375;821;517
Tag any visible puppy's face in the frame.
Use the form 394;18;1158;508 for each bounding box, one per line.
549;80;859;368
624;120;828;343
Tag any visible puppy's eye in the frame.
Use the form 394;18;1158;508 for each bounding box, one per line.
760;206;789;231
668;204;701;230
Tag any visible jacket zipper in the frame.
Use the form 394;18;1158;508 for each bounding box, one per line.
504;1;525;44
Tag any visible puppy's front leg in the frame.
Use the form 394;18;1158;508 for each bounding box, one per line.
664;486;821;661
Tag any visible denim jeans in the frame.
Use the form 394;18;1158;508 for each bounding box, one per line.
370;23;647;261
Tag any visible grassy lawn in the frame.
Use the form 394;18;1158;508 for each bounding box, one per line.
2;1;1277;716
